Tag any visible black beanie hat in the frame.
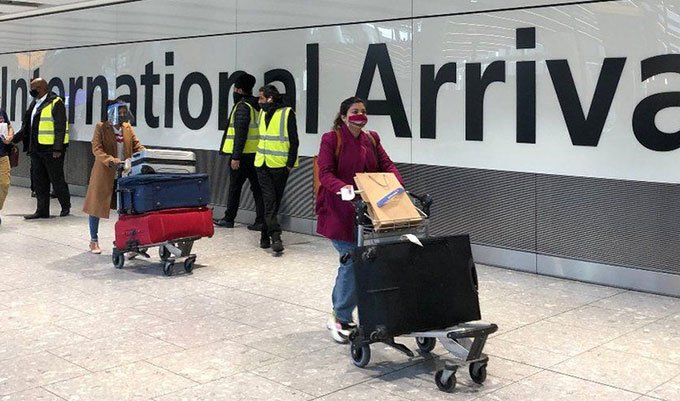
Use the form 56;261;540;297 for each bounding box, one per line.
234;73;256;93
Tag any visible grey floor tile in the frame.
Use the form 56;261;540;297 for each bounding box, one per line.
154;372;313;401
317;384;411;401
478;370;640;401
591;292;680;319
546;305;658;334
53;308;173;340
648;372;680;400
602;322;680;365
484;338;571;369
0;302;88;333
149;339;283;383
0;352;87;396
144;315;259;349
552;347;680;394
0;387;65;401
218;299;326;330
134;294;239;322
236;319;336;358
44;361;194;401
50;331;181;372
0;324;89;361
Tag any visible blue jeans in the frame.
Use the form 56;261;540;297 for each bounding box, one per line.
89;215;100;241
331;240;357;323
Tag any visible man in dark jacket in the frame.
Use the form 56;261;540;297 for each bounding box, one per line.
13;77;71;219
214;73;265;230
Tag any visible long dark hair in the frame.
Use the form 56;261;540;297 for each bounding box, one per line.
259;84;283;104
332;96;366;131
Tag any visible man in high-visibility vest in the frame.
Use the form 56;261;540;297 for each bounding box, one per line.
13;78;71;219
255;85;299;253
215;73;264;230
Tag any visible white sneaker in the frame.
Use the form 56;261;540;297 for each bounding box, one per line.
326;315;355;344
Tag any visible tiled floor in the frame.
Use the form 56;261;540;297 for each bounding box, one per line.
0;186;679;401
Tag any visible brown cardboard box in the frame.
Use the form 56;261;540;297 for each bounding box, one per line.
354;172;422;231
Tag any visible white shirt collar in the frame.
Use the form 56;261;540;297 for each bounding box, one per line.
36;94;48;104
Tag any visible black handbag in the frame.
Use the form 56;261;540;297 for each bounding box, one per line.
8;145;18;168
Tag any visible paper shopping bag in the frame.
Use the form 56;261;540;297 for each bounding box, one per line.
354;172;422;231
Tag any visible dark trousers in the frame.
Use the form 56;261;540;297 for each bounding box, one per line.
223;153;264;224
256;166;289;238
31;153;71;215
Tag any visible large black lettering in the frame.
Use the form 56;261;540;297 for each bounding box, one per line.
86;76;109;124
48;77;65;97
356;44;411;137
218;71;246;131
164;52;174;128
516;27;536;144
10;78;27;121
1;67;7;111
179;72;212;130
265;69;296;109
68;77;83;124
465;61;506;141
633;54;680;151
116;75;138;124
547;58;626;146
140;62;160;128
420;63;456;139
306;43;319;133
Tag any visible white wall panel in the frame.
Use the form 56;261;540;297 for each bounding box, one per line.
413;0;594;16
115;0;237;44
235;0;411;32
29;7;118;50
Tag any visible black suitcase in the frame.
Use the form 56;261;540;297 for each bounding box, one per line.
117;173;210;214
353;234;481;340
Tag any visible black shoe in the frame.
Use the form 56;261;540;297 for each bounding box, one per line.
24;212;49;220
213;218;234;228
272;239;284;253
247;222;263;231
260;236;271;249
59;208;70;217
50;192;58;199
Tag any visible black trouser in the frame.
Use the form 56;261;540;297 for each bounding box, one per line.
223;153;264;224
256;165;289;238
31;153;71;215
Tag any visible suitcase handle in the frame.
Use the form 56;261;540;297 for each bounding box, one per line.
116;187;136;214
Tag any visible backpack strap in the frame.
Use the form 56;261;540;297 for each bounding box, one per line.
334;129;342;159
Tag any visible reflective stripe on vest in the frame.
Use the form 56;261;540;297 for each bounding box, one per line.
38;97;69;145
254;107;299;168
221;101;260;154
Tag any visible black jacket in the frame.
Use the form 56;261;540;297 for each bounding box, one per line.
220;94;259;160
13;91;68;155
262;103;299;168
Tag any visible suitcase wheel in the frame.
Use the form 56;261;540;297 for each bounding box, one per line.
159;246;171;261
350;342;371;368
435;368;457;392
415;337;436;353
184;257;196;273
469;362;487;384
163;260;175;276
112;251;125;269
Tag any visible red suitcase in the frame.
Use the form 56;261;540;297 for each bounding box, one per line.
114;207;214;250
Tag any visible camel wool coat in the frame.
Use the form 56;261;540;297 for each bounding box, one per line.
82;122;144;219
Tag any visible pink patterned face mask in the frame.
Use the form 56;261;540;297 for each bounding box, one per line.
347;114;368;127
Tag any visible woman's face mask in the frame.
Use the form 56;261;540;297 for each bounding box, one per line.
344;103;368;128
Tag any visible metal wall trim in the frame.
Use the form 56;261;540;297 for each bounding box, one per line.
471;244;537;273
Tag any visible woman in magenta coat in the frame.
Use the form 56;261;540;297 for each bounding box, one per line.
316;96;403;343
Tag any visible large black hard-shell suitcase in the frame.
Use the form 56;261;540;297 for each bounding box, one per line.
117;173;210;214
353;235;481;339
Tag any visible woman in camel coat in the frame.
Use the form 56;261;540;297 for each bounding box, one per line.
82;100;143;254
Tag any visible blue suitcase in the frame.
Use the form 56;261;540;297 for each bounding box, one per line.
117;173;210;214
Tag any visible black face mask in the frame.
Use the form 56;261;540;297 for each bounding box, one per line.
233;92;245;104
259;102;273;112
29;89;39;98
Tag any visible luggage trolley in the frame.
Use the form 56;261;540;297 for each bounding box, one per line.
347;193;498;392
110;166;205;276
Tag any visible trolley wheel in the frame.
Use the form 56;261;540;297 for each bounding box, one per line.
163;260;174;276
184;257;195;273
159;246;171;261
469;362;487;384
112;251;125;269
350;342;371;368
435;369;457;392
415;337;436;353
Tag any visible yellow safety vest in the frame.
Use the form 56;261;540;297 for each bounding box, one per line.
37;97;69;146
254;107;299;168
221;101;260;154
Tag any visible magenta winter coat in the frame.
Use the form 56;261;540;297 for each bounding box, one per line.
315;124;403;243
